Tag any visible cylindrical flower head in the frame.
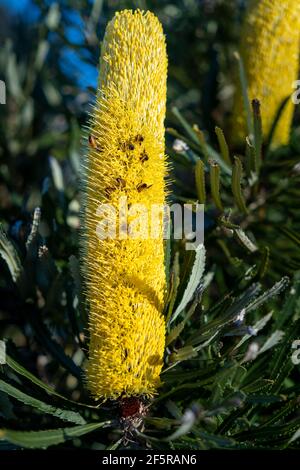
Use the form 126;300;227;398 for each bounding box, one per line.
82;10;168;400
231;0;300;148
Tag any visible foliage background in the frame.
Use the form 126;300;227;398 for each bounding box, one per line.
1;0;300;450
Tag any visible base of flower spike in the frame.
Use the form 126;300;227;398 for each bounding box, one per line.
119;397;148;444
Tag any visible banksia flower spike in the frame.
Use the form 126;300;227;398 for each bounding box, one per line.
231;0;300;148
82;10;168;400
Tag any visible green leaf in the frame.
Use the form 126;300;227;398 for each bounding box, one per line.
24;308;82;380
45;2;61;30
164;217;172;289
265;96;290;154
6;355;72;401
217;239;242;267
215;126;231;166
231;157;249;215
289;427;300;444
169;244;206;324
246;277;289;313
65;280;86;351
20;98;34;127
234;51;253;137
167;294;201;346
0;422;110;449
234;312;273;351
234;228;257;253
0;380;86;425
164;412;196;442
0;391;16;420
278;226;300;248
43;82;61;107
193;124;231;174
90;0;104;25
192;125;209;162
6;49;23;101
172;107;199;144
257;246;270;280
275;273;300;329
0;440;19;450
0;225;22;282
210;161;223;211
242;379;273;394
68;255;88;327
34;40;49;71
252;99;262;172
171;108;231;174
194;159;206;204
25;207;41;250
246;395;283;405
234;418;300;444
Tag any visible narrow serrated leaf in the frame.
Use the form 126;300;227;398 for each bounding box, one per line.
265;96;290;155
6;355;97;409
49;156;64;193
195;159;206;203
234;228;257;253
246;277;289;313
0;225;22;282
231;157;249;214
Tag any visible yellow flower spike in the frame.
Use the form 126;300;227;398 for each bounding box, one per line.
231;0;300;149
82;10;168;400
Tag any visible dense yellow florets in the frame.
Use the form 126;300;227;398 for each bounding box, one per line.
231;0;300;148
82;10;168;400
